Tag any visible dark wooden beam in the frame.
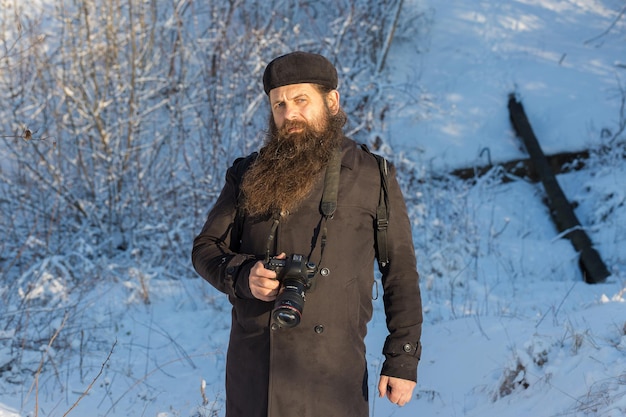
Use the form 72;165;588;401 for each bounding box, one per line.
507;94;609;284
450;149;589;182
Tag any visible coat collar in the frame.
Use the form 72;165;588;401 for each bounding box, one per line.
340;136;357;171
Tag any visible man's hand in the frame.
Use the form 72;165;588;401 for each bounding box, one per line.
378;375;416;407
248;253;285;301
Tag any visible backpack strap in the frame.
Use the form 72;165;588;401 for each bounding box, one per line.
230;152;258;252
360;144;390;270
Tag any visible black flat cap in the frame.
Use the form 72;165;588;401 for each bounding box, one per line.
263;51;338;95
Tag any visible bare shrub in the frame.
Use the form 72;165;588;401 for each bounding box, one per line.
0;0;412;411
493;356;530;401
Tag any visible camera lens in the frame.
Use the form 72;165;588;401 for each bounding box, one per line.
272;278;305;328
272;307;301;328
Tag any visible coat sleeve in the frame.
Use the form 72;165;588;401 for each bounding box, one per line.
191;159;257;300
379;163;423;382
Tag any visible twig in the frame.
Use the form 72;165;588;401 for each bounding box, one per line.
102;351;216;417
200;378;209;406
29;312;69;417
62;339;117;417
609;73;626;144
0;128;56;143
535;282;577;328
377;0;404;73
584;4;626;45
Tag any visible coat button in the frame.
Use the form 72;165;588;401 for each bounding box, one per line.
320;268;330;276
314;325;324;334
403;343;413;353
226;266;235;274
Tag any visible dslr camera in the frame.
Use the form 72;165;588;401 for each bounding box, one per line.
265;254;316;328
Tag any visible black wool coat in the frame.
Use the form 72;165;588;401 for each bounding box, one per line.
192;137;422;417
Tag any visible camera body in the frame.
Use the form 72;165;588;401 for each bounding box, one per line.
265;254;316;328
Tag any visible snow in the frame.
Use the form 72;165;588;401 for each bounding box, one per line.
1;0;625;416
389;0;625;171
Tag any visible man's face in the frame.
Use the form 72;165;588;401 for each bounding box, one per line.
268;83;340;136
240;83;344;216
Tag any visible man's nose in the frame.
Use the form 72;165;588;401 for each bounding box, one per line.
284;103;300;120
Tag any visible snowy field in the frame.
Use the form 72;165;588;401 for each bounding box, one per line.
1;0;625;416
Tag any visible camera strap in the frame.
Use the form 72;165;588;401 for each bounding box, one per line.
320;147;342;218
311;146;342;271
259;146;341;268
231;144;390;271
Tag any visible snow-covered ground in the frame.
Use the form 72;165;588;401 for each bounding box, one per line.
389;0;625;171
1;0;625;416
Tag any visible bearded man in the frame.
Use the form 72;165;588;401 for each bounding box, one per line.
192;51;422;417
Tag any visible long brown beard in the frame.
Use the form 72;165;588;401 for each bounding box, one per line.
241;106;346;217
